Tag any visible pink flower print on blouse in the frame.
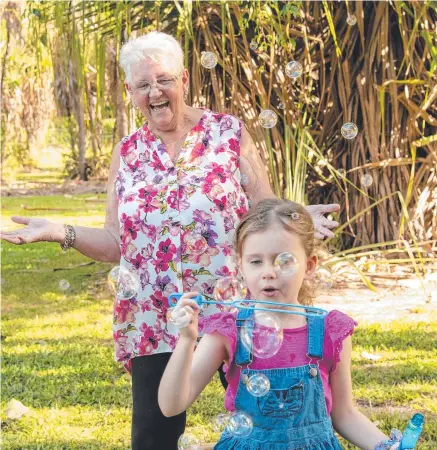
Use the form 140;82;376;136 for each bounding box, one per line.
133;324;160;355
219;117;234;136
115;110;249;361
114;299;139;324
188;142;207;164
151;238;177;274
152;275;177;299
114;330;134;361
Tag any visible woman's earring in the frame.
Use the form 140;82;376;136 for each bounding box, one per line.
184;89;188;102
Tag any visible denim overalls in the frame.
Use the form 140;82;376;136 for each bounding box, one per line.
214;308;343;450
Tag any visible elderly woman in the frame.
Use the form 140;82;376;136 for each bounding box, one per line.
2;32;339;449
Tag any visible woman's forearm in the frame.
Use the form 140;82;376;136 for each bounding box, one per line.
51;222;121;263
333;408;388;450
158;336;196;417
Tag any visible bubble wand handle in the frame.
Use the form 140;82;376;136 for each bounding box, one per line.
168;294;328;318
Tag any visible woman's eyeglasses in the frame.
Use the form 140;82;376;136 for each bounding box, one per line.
132;74;181;95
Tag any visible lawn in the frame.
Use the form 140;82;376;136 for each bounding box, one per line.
1;194;436;449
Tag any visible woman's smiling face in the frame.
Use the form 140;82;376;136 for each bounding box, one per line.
127;58;189;132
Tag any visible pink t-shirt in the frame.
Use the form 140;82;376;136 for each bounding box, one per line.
199;309;357;415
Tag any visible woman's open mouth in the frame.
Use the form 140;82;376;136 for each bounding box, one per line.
150;101;170;112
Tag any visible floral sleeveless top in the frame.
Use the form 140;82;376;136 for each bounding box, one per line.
114;109;249;369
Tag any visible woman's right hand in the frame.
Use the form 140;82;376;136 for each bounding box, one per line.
0;216;64;245
170;292;201;341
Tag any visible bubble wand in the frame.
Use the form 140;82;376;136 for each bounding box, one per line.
168;293;328;319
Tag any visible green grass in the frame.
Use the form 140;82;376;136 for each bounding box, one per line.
2;195;436;449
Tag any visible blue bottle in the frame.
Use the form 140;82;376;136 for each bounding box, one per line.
399;413;424;450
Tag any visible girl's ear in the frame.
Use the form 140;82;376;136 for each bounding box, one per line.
304;254;318;279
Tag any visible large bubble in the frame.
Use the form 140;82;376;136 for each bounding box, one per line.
241;312;284;359
108;266;140;300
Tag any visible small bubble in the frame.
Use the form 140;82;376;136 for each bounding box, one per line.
226;410;253;437
347;14;357;26
59;279;70;291
249;40;258;50
360;174;373;187
285;60;303;79
200;52;218;69
341;122;358;139
246;373;270;397
259;109;278;128
274;252;299;276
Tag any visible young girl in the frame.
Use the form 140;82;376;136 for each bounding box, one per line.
158;199;402;450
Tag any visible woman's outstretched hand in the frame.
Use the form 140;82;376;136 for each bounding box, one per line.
305;204;341;240
0;216;63;245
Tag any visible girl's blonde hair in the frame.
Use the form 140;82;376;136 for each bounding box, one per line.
235;198;317;305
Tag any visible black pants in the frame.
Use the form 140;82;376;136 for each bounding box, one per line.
131;353;228;450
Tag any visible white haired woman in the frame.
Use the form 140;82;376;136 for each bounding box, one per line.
1;32;339;449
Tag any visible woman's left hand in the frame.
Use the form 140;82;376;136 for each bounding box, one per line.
305;204;341;239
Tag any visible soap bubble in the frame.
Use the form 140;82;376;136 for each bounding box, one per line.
361;173;373;187
337;169;347;178
59;279;70;291
178;433;201;450
341;122;358;139
274;252;299;276
186;234;208;255
108;266;140;300
278;101;285;110
347;14;357;26
166;306;191;329
240;174;249;186
241;312;284;359
249;40;258;50
246;373;270;397
213;413;230;433
259;109;278;128
226;411;253;437
214;276;247;302
314;268;333;291
285;61;303;79
200;52;218;69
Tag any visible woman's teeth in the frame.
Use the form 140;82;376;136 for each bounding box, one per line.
150;101;170;111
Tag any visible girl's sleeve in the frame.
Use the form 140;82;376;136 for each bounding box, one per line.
324;310;358;373
198;312;238;372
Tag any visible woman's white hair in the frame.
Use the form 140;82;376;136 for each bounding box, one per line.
120;31;184;84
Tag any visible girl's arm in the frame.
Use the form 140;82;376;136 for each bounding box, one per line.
158;296;229;417
330;336;394;450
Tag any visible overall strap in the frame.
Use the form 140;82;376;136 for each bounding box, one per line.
307;314;325;359
235;308;254;366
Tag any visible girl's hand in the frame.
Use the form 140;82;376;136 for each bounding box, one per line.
1;216;64;245
170;292;200;341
